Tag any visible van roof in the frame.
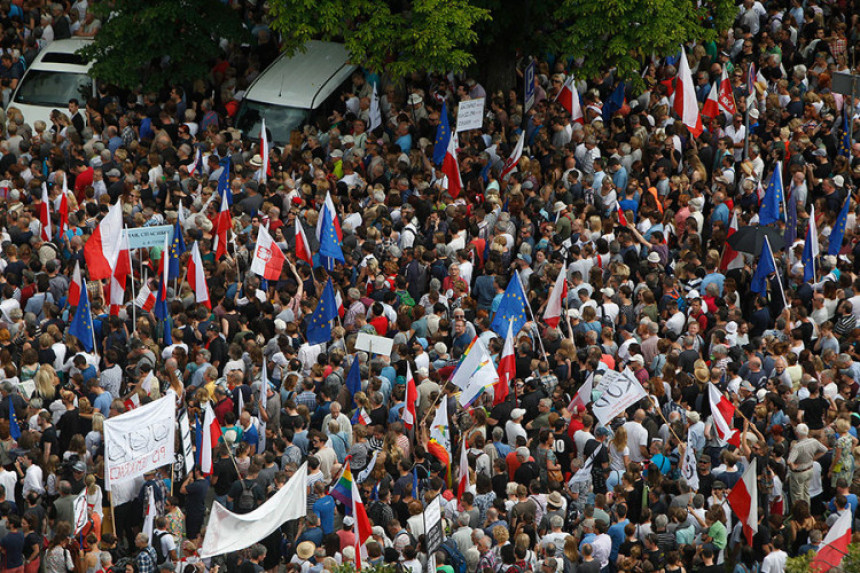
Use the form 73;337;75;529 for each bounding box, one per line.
30;39;93;72
244;41;357;109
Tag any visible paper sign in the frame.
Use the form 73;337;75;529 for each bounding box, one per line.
591;369;647;426
355;332;394;357
125;225;173;250
456;98;485;132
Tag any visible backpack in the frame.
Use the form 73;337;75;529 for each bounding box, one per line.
439;539;467;573
152;531;169;565
237;480;257;512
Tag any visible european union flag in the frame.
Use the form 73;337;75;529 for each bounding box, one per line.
433;102;451;165
784;190;797;248
154;279;169;321
318;205;344;271
412;467;420;498
69;281;94;353
346;357;362;409
839;111;851;157
751;236;776;296
163;316;173;347
759;164;784;226
217;156;233;205
603;82;626;122
195;413;203;468
307;279;337;345
8;399;20;440
168;221;186;280
829;195;850;255
490;275;529;337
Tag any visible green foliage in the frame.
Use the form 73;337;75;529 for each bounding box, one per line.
332;563;395;573
269;0;491;77
79;0;247;91
786;542;860;573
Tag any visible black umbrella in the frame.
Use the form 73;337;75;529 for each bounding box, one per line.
726;225;785;254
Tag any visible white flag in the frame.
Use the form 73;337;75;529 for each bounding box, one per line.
258;357;268;452
369;83;382;132
143;487;156;545
681;430;699;491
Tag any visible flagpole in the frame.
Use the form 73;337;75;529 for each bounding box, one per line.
765;236;789;310
89;296;99;358
125;230;137;334
517;272;548;359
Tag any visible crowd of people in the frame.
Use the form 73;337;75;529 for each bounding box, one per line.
0;0;860;573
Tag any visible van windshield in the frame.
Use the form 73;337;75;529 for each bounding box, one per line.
13;70;92;107
235;100;308;144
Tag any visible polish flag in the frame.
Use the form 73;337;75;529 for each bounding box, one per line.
727;458;758;546
500;132;525;180
494;321;515;406
402;364;418;429
187;242;211;309
457;438;472;502
39;182;51;241
351;476;372;568
673;49;703;137
617;205;629;227
259;118;270;184
718;68;737;118
543;263;568;328
441;135;462;198
250;224;286;281
212;191;231;261
355;408;371;425
68;260;83;307
58;186;70;237
568;373;594;412
84;201;124;280
187;147;202;177
557;77;584;124
200;402;223;475
811;507;852;572
702;82;720;118
335;290;346;318
709;383;740;446
315;192;342;241
109;232;131;315
134;283;157;312
719;211;743;272
295;219;313;265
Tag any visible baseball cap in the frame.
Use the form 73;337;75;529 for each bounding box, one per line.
511;408;526;419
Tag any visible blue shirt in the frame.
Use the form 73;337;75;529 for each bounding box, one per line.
93;392;112;415
608;519;629;561
711;203;729;226
700;272;725;296
396;133;412;153
313;495;336;534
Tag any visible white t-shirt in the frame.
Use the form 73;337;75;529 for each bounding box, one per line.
761;549;787;573
623;422;649;463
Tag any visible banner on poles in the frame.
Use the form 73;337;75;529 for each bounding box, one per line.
423;495;445;554
456;98;485;132
125;225;173;250
591;370;647;426
178;409;195;476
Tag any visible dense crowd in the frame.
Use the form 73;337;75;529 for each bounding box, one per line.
1;1;860;573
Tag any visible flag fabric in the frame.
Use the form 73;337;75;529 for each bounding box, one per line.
456;339;499;407
200;402;222;475
58;185;70;237
307;279;337;345
346;357;362;409
351;408;371;425
708;383;739;446
719;211;743;272
557;76;584;124
702;82;720;118
295;219;313;265
69;260;83;307
617;205;629;227
430;402;450;453
335;291;346;318
433;102;451;165
718;68;737;118
369;83;382;132
351;475;372;568
750;236;777;297
69;280;94;353
259;118;269;184
168;221;186;280
490;274;529;337
457;438;471;502
802;205;819;283
143;487;156;546
571;444;603;484
135;283;157;312
674;49;703;137
330;460;355;512
494;321;515;406
810;507;852;572
839;110;851;157
499;131;525;180
187;147;203;177
213;190;232;260
568;373;593;412
759;163;785;226
8;398;20;440
402;363;418;429
727;458;758;546
356;451;378;484
543;264;568;328
250;224;286;280
315;192;343;242
829;195;850;256
318;204;345;269
217;156;232;205
39;182;51;241
603;82;626;122
441;134;462;198
681;430;699;491
747;62;757;95
258;356;268;452
784;190;797;248
109;232;131;316
187;242;211;308
84;201;124;280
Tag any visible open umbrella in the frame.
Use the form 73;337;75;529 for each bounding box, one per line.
726;225;785;254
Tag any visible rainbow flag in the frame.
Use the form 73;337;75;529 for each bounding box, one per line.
330;460;354;514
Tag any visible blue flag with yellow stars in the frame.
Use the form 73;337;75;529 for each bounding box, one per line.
603;82;626;123
829;195;851;256
751;236;777;297
433;102;451;165
839;111;851;157
346;357;361;409
217;156;233;205
307;279;338;345
759;163;785;226
69;280;94;353
490;274;529;337
318;205;345;271
8;399;20;440
168;221;186;280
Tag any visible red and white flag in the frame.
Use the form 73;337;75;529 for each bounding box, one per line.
187;147;202;177
673;49;703;137
335;290;346;318
494;321;515;406
702;82;720;118
727;458;758;546
39;182;51;241
187;241;211;309
811;506;852;572
355;408;371;425
212;191;232;261
557;77;584;124
617;205;629;227
709;383;740;446
500;132;525;180
441;135;462;198
84;201;124;280
719;211;743;272
457;437;471;502
568;373;593;412
69;260;83;307
134;283;157;312
250;224;286;281
718;68;737;118
109;232;131;315
200;402;223;475
315;192;342;241
351;476;372;568
259;118;270;184
58;185;70;237
295;219;313;265
543;263;568;328
402;363;418;429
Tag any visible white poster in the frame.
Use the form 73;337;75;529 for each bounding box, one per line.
681;430;699;491
104;394;176;504
178;410;194;475
591;370;647;426
456;98;485;132
73;490;88;534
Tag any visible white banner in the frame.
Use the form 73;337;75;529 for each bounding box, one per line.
681;430;699;491
200;463;308;558
456;98;485;132
591;370;647;426
178;410;194;476
73;490;88;534
104;394;176;504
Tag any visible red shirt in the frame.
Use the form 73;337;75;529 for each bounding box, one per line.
74;167;94;201
369;315;389;336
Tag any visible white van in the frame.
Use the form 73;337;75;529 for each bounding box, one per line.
8;38;95;127
235;40;357;144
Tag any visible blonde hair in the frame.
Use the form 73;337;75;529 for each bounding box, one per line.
34;365;56;399
612;425;628;450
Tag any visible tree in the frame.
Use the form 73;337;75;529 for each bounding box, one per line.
80;0;247;91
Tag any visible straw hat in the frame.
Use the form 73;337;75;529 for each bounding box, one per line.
297;542;316;560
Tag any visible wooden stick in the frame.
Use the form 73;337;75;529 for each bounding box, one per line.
651;396;684;445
